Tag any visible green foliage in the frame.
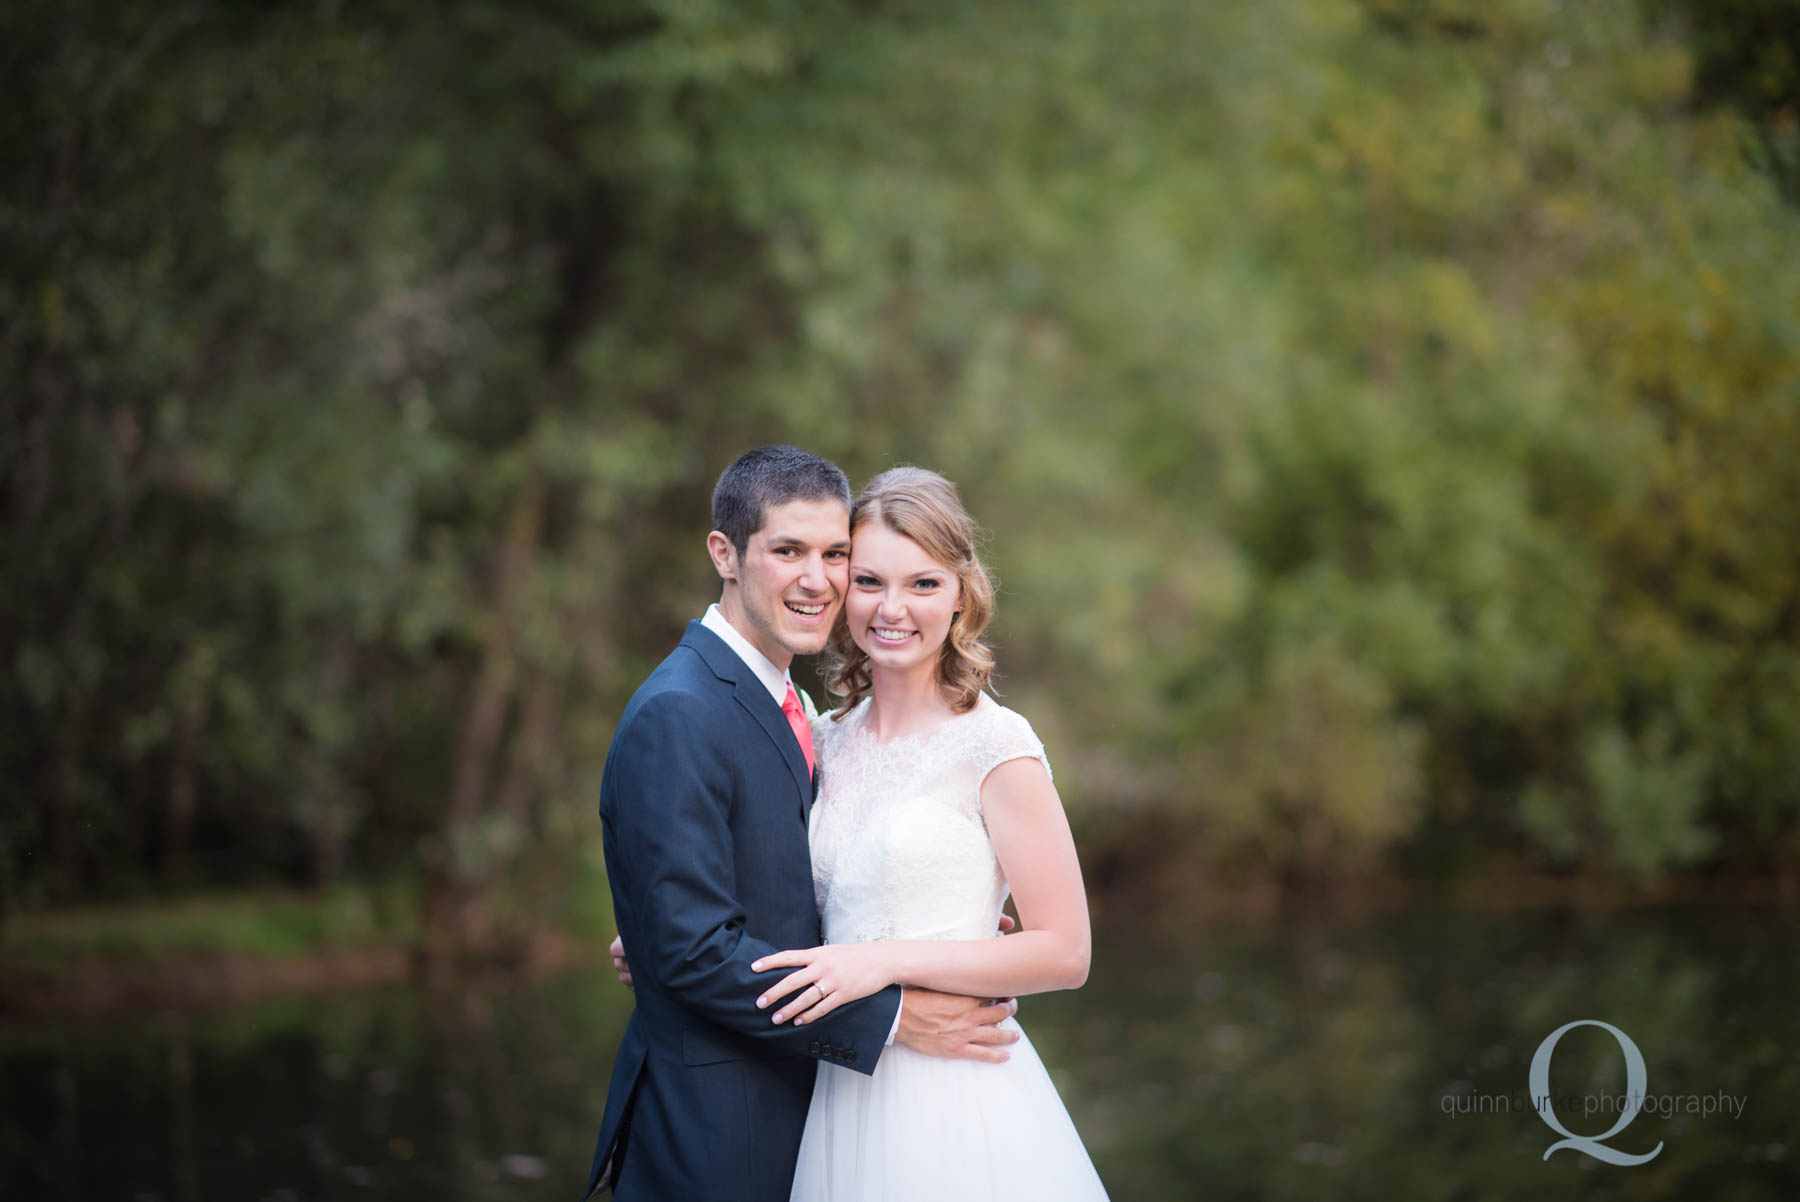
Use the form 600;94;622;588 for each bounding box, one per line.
2;880;420;971
3;0;1798;922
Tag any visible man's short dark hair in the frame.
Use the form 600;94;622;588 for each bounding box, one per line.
712;445;853;559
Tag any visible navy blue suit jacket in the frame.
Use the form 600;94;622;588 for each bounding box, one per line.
585;622;902;1200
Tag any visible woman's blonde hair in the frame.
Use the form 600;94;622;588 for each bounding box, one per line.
826;467;996;716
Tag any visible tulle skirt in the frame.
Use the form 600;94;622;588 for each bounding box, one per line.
789;1018;1110;1201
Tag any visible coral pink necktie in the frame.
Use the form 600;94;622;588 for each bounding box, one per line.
781;683;815;778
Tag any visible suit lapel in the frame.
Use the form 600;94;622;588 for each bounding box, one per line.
734;681;813;807
682;623;813;810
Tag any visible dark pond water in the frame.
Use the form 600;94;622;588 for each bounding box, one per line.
4;905;1796;1201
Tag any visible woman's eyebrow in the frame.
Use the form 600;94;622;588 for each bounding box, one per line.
849;565;946;580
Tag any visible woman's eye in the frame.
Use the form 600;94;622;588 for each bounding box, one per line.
854;575;880;587
915;579;940;590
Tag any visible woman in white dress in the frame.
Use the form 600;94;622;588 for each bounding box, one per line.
750;466;1109;1202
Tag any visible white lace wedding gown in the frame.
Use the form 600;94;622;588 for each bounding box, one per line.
788;696;1109;1201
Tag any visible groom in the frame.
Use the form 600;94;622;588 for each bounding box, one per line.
585;446;1019;1201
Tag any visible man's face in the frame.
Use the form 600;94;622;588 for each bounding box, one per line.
712;497;851;667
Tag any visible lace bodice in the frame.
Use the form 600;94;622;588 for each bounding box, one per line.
808;696;1051;945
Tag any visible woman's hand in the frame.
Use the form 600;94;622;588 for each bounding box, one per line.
752;943;900;1025
617;914;1012;1002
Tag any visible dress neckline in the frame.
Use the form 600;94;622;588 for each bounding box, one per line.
845;694;992;748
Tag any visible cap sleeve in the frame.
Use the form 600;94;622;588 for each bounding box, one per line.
811;699;862;766
975;705;1052;787
810;712;839;762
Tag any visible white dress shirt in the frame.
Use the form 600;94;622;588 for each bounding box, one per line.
701;603;793;706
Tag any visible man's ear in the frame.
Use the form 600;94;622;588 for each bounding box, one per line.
706;530;738;582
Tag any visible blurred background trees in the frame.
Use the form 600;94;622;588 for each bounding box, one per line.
4;0;1798;947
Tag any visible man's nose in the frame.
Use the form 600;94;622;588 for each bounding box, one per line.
798;553;830;592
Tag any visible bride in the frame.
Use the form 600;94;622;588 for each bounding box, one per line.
750;466;1109;1201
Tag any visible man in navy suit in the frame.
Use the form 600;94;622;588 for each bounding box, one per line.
586;446;1019;1201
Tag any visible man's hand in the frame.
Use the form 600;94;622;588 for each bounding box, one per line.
894;988;1020;1063
610;934;633;991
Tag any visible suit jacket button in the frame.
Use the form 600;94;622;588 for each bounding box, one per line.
808;1041;821;1056
845;1049;857;1064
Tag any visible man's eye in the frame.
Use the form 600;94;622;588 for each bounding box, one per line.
773;547;799;557
824;550;848;561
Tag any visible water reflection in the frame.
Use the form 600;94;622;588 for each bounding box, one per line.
2;906;1794;1200
1035;905;1800;1201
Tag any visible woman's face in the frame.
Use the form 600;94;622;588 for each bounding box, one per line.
844;522;962;678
